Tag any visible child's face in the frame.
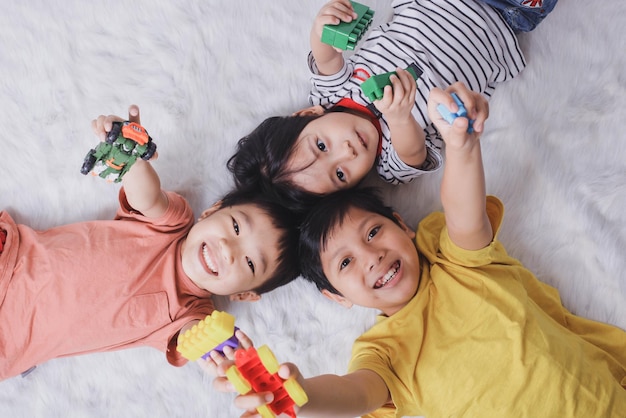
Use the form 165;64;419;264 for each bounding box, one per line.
287;111;379;194
320;207;420;316
181;203;281;297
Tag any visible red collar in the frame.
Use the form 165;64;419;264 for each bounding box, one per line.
334;98;383;156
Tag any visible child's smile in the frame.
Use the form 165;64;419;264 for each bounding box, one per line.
373;260;401;289
320;207;420;316
200;242;218;275
181;203;281;296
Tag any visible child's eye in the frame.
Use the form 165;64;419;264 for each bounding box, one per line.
316;139;327;152
336;168;345;182
232;217;240;235
246;257;255;274
367;226;380;241
340;258;351;270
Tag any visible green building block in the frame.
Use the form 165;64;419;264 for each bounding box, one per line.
321;1;374;51
360;63;423;102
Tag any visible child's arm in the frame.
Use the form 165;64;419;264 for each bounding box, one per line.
211;331;390;417
427;83;493;250
310;0;355;75
91;105;169;219
374;67;427;167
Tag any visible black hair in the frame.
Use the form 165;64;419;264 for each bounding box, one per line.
227;115;322;215
227;106;366;215
219;188;301;295
298;187;400;295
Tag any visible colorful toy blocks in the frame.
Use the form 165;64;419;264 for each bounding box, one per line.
176;311;239;361
321;1;374;50
436;92;475;133
226;345;308;418
360;63;423;102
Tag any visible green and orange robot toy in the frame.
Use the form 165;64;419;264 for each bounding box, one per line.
80;121;156;182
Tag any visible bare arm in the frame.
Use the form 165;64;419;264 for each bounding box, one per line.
91;105;168;219
297;369;390;417
210;331;390;417
310;0;354;75
427;83;493;250
374;68;426;167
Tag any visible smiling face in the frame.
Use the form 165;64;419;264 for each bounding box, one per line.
320;207;420;316
286;111;379;194
180;203;281;297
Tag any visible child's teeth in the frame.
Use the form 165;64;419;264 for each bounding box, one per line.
375;262;399;288
202;244;217;273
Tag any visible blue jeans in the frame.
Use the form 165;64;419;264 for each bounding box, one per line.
481;0;558;32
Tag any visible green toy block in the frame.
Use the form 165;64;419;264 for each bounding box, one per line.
360;63;423;102
321;1;374;51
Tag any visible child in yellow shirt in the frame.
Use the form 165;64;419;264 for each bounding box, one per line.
213;82;626;417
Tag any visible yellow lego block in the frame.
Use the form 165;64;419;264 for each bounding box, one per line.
176;310;236;361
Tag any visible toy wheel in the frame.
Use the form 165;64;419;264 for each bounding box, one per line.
80;150;97;175
257;345;279;374
106;123;122;144
141;140;157;160
256;405;275;418
284;378;309;407
225;366;252;395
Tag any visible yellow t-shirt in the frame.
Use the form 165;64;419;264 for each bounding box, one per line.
349;196;626;417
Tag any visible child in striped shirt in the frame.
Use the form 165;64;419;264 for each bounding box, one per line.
228;0;550;212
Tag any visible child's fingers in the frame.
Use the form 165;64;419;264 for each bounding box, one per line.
216;358;237;377
212;375;237;393
196;357;218;376
385;69;417;109
128;104;140;124
233;391;275;412
318;0;355;25
209;349;228;365
235;329;254;349
327;0;356;21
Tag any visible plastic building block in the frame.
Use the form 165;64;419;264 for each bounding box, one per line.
176;311;240;361
360;63;423;102
80;121;157;183
436;92;474;133
226;345;308;418
321;1;374;51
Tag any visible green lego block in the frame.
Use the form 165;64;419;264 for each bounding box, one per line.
321;1;374;51
360;63;423;102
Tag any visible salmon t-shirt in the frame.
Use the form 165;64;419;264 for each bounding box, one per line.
0;189;214;380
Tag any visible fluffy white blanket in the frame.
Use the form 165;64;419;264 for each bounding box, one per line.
1;1;624;417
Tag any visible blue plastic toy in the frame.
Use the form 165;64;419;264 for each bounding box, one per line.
436;93;474;133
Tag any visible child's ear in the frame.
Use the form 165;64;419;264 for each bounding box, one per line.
293;105;325;117
393;212;416;239
198;201;222;221
321;289;353;309
229;291;261;302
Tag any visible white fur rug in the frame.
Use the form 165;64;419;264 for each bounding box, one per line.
1;1;625;417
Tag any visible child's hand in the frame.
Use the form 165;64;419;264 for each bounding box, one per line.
197;329;253;377
210;330;306;417
373;68;418;126
91;104;141;142
213;361;305;418
312;0;357;51
428;82;489;150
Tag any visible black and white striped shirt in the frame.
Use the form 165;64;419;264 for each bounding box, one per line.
308;0;526;184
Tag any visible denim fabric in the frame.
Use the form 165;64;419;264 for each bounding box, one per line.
480;0;558;32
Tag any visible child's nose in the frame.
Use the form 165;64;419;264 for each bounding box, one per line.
369;254;383;271
218;238;235;264
361;245;383;271
340;140;356;159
